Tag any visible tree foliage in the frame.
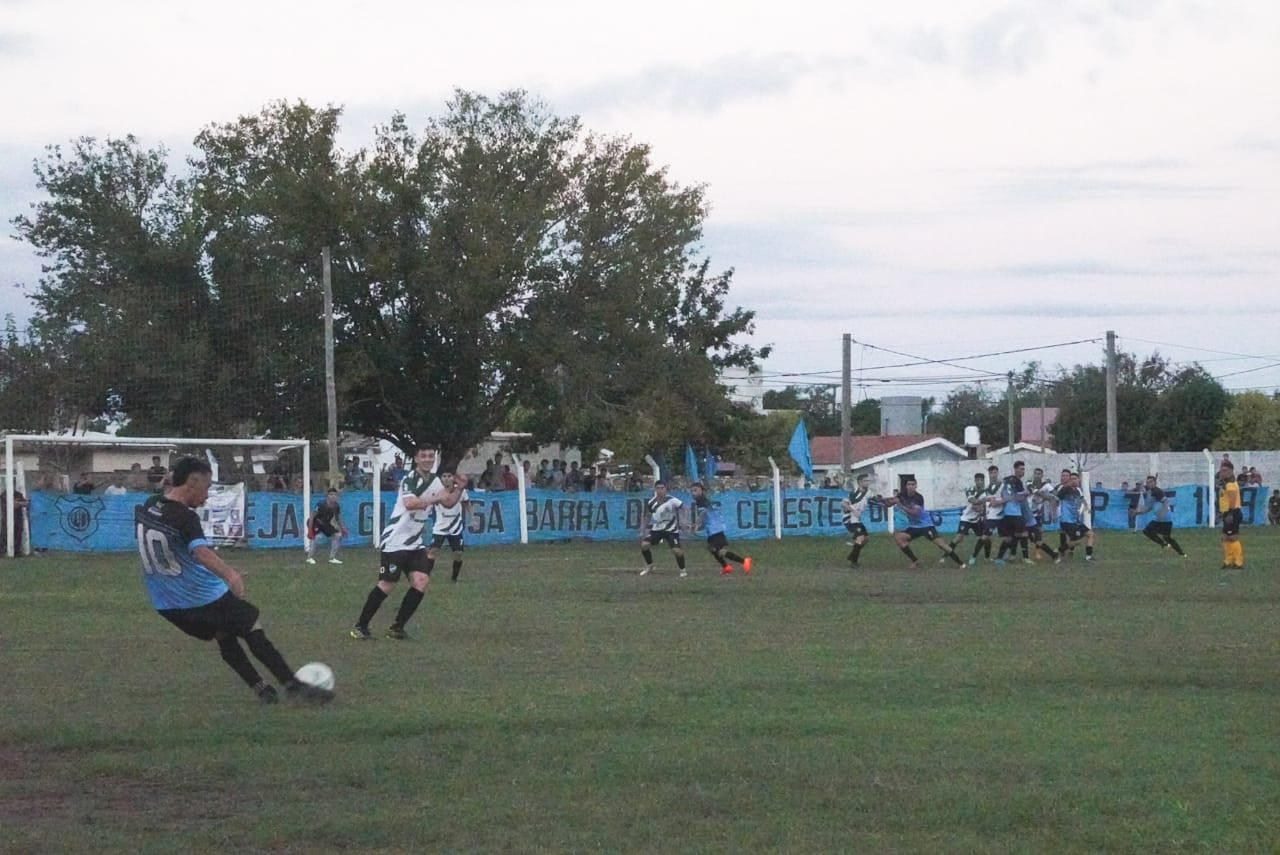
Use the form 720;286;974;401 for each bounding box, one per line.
7;93;768;462
1214;392;1280;449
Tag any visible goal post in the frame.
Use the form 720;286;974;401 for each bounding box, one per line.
3;434;311;557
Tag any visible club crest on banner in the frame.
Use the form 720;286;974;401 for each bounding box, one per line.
55;495;105;543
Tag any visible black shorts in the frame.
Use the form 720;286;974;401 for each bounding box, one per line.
379;549;431;582
159;592;260;640
1221;509;1242;537
956;520;984;537
1144;520;1173;537
430;533;464;552
998;517;1027;538
1061;522;1089;541
904;526;938;541
645;530;681;547
844;522;868;539
312;522;339;538
706;532;729;551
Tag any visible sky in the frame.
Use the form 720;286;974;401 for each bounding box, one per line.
1;0;1278;407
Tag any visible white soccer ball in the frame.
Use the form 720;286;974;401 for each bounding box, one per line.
295;662;335;691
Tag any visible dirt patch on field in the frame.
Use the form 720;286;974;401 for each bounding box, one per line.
0;742;236;842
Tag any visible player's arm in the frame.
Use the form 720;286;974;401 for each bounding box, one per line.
192;545;245;599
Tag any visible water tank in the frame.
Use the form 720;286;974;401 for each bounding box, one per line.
964;426;981;447
880;396;923;436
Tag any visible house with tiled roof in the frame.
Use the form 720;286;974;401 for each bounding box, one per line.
810;434;969;474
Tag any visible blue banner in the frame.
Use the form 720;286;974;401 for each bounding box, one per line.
25;484;1271;552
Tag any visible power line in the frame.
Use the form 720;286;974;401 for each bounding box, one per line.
853;337;1102;371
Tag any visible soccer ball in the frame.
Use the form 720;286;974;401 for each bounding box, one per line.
295;662;335;691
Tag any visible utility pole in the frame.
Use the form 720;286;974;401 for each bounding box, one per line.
323;246;340;489
1105;330;1118;455
1006;371;1016;458
841;333;852;482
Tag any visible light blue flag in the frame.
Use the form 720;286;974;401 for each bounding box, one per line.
685;444;699;480
788;419;813;481
704;449;717;483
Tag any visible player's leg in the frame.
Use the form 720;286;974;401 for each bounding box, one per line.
304;526;317;563
388;554;431;639
1034;529;1059;561
1161;523;1187;557
895;531;919;568
707;535;731;574
1142;520;1166;548
161;604;273;702
353;553;401;639
423;542;441;577
328;529;342;563
671;538;688;577
639;536;655;575
932;534;964;566
449;540;464;581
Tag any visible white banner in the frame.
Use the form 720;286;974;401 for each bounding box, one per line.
199;482;246;546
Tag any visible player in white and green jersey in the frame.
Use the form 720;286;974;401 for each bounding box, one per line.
351;445;463;640
947;472;989;566
979;464;1002;561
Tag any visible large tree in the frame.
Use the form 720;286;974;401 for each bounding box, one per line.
9;92;767;460
1214;392;1280;449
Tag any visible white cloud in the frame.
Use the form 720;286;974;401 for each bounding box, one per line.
0;0;1278;391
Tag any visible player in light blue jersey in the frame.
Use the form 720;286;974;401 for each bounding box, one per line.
691;482;751;576
992;460;1031;565
136;457;332;705
1131;475;1188;558
1053;470;1095;561
882;478;965;569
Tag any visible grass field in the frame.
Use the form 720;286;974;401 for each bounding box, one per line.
2;528;1278;853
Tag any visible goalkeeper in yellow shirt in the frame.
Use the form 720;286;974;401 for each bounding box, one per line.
1217;462;1244;569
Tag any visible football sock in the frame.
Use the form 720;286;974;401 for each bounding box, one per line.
356;586;388;628
675;553;686;570
1019;537;1029;558
1037;542;1059;559
1085;545;1094;558
393;588;425;628
1059;533;1069;553
969;542;984;560
996;540;1011;559
1143;529;1165;547
725;550;746;564
900;546;918;562
849;542;864;563
946;549;964;566
982;539;993;558
1166;536;1186;556
245;629;296;685
216;636;264;688
329;542;340;559
1222;541;1232;565
641;548;653;565
451;560;463;580
1233;541;1244;565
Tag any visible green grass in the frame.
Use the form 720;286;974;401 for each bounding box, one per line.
2;529;1278;853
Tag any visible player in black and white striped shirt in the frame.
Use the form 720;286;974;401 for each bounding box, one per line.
841;473;875;568
640;481;687;577
425;470;472;582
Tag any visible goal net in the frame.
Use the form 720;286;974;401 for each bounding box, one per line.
3;434;311;557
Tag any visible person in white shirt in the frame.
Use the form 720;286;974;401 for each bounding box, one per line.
639;481;687;577
103;477;129;497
